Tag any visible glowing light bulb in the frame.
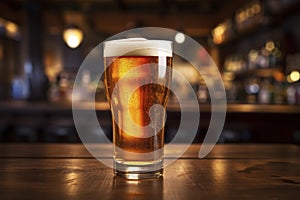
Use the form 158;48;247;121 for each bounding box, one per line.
175;32;185;44
63;27;83;48
290;71;300;82
265;41;275;52
6;21;18;36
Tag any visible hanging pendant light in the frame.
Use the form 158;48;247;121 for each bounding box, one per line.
63;25;83;48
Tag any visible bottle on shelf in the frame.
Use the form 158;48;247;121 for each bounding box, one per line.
285;52;300;104
245;77;260;104
287;84;296;105
197;84;208;104
272;80;285;104
296;83;300;105
258;78;272;104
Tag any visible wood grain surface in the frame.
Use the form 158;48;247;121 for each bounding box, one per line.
0;144;299;199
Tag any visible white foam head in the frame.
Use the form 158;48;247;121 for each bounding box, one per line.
104;38;172;57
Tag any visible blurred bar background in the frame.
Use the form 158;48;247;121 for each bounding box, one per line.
0;0;300;143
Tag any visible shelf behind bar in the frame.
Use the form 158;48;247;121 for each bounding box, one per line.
1;101;300;114
168;103;300;113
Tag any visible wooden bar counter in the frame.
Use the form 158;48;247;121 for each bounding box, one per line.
0;143;300;199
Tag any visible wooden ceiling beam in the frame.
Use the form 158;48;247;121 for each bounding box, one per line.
90;10;220;37
2;0;244;38
0;2;22;23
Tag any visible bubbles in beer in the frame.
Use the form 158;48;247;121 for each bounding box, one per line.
104;55;172;153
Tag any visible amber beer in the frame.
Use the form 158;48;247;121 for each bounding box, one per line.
103;39;172;179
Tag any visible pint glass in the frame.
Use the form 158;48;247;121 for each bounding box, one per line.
103;38;172;179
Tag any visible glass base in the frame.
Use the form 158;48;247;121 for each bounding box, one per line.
114;159;163;180
114;169;163;180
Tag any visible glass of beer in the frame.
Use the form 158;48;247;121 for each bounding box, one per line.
103;38;172;179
